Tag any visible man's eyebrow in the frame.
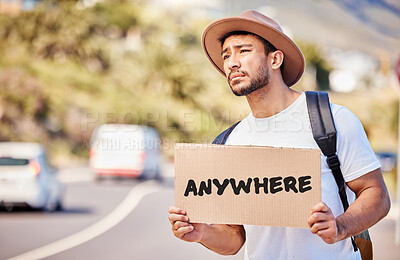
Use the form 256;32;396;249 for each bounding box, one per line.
221;44;253;56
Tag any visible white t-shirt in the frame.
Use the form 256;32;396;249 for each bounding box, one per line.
225;93;380;260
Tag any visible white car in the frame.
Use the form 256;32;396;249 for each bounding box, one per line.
0;142;64;211
89;124;161;180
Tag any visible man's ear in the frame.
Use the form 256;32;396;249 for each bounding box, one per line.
270;50;284;70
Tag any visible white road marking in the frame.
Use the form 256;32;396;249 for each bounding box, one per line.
8;180;161;260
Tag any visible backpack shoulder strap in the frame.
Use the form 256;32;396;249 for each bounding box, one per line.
305;91;337;156
305;91;358;252
306;91;349;209
212;121;241;145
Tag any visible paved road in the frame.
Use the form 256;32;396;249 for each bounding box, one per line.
370;203;400;260
0;165;399;259
0;166;242;260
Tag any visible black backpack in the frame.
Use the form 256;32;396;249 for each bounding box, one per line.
212;91;372;257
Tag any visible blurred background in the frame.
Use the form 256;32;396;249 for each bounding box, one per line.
0;0;399;259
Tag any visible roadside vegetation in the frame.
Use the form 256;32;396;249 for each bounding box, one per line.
0;0;397;170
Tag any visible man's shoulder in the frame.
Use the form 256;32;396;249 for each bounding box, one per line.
330;103;344;115
330;103;354;119
330;103;360;121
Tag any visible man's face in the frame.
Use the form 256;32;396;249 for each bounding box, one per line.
221;34;270;96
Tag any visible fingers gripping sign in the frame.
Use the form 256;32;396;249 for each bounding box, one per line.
307;202;339;244
168;206;206;243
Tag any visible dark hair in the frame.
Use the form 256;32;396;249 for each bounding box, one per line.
218;31;277;57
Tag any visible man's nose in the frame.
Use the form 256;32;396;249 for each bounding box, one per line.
227;54;240;71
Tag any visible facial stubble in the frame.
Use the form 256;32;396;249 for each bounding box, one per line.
228;66;270;96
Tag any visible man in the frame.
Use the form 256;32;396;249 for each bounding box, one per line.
168;10;390;259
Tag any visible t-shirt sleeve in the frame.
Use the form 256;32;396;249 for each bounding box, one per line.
333;106;381;182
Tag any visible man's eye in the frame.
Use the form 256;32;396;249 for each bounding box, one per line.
223;54;230;60
240;49;250;53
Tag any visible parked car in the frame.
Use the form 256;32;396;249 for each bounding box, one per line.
0;142;64;211
89;124;161;180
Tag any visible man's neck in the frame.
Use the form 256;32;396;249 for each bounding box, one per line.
245;81;301;118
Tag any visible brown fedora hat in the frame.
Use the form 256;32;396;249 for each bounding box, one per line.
202;10;305;87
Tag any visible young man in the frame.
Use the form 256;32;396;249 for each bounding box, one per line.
168;10;390;259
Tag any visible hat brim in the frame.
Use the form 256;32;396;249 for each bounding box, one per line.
202;17;305;87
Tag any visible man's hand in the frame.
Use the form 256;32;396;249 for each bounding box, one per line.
168;206;245;255
168;206;206;243
308;202;342;244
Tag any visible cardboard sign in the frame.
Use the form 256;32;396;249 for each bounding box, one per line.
175;143;321;228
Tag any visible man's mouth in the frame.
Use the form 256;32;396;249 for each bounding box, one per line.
229;72;246;82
